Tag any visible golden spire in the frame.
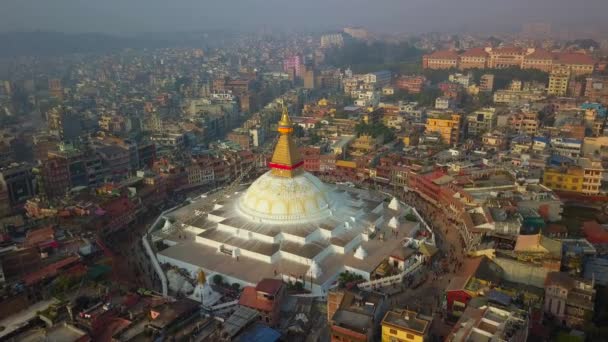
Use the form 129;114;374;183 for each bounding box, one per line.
197;269;207;285
269;106;303;178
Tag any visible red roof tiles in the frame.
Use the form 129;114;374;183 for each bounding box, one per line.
557;53;595;65
526;49;554;60
461;48;489;57
427;50;459;59
255;278;283;295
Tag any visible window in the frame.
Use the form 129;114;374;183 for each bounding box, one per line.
406;333;416;339
389;329;398;335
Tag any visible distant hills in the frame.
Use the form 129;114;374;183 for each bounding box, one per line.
0;31;233;57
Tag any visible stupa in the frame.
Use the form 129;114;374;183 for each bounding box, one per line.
153;108;424;294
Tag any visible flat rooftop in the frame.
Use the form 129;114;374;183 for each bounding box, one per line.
382;310;430;335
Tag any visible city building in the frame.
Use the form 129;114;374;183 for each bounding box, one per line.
423;47;596;75
543;166;584;193
381;309;431;342
479;74;495;93
328;289;387;342
544;272;596;328
365;70;392;88
466;107;497;137
238;278;285;327
395;76;426;94
425;113;462;145
551;138;582;158
422;50;459;70
0;163;36;208
447;303;529;342
585;76;608;103
449;73;473;88
321;34;345;49
458;48;488;70
283;55;304;78
548;66;571;96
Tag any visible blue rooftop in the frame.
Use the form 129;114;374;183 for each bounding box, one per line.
235;324;281;342
548;154;575;167
533;136;549;144
581;102;607;118
487;290;512;307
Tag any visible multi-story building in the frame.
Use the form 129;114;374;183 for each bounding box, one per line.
186;164;214;186
321;34;344;48
96;145;132;181
482;131;508;150
578;158;604;195
522;48;554;72
544;272;595;328
238;278;286;327
551;138;582;158
479;74;495;93
227;130;252;150
466;107;497;137
395;75;426;94
283;55;304;78
449;73;473;88
488;46;526;69
583;136;608;158
365;70;392;88
508;112;540;135
585;76;608;103
557;53;596;76
42;151;71;198
381;310;430;342
425;113;462;145
458;48;488;70
435;96;452;110
328;289;386;342
424;48;595;74
0;163;36;208
493;88;546;105
422;50;459;70
150;133;186;148
448;303;529;342
304;68;315;89
543;166;584;193
300;147;321;173
48;78;63;100
548;65;571;96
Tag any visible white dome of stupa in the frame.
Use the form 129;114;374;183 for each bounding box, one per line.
236;107;339;225
238;171;336;224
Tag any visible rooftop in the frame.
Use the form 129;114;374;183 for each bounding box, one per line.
382;310;430;335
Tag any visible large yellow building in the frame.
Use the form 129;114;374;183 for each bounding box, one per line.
425;113;461;145
543;166;584;193
548;65;571;96
381;310;430;342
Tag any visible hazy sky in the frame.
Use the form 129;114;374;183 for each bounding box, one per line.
1;0;607;35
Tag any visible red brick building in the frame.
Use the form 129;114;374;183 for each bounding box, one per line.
300;147;321;172
395;75;427;94
238;278;285;327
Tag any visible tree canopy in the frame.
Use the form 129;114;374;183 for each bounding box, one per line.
355;122;395;143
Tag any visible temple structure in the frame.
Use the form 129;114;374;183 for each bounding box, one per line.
151;108;431;295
